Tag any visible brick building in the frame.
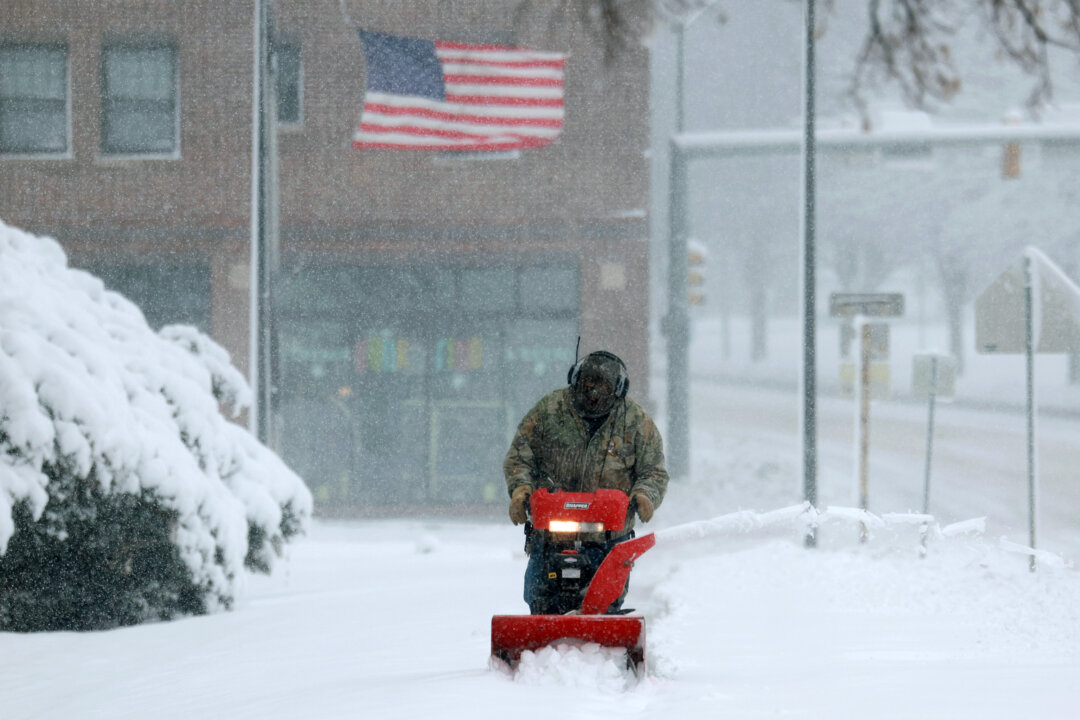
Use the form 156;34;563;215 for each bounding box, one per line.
0;1;651;512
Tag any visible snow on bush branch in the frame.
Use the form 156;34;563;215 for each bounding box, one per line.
0;219;312;629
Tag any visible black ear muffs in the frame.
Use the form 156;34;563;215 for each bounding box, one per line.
567;350;629;399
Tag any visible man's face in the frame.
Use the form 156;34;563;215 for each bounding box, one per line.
574;363;617;418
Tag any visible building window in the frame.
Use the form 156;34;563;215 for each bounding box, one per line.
275;42;301;125
101;45;177;155
0;44;68;155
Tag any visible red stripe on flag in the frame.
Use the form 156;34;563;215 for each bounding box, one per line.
363;103;562;128
354;137;555;151
435;41;533;52
443;74;563;87
359;122;550;141
439;57;565;69
444;94;564;107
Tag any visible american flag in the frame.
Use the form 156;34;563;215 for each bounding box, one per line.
354;29;566;152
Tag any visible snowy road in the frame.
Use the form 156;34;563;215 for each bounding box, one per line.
678;380;1080;563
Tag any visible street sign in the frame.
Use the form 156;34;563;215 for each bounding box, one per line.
829;292;905;318
974;247;1080;571
912;353;956;399
976;249;1080;354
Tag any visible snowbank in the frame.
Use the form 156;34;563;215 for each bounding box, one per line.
0;219;312;626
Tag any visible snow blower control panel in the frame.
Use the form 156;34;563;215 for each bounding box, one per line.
528;488;629;534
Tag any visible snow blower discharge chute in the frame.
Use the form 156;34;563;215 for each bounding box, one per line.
490;489;657;674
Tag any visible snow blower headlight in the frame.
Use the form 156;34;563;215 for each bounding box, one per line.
547;520;605;533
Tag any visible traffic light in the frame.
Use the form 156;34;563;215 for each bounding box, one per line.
687;239;707;306
1002;111;1022;179
1002;142;1021;179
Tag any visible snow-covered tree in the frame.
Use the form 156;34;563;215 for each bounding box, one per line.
702;157;800;361
819;154;936;292
0;220;312;631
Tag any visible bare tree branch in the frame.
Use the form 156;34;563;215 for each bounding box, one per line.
847;0;964;121
978;0;1080;106
847;1;1080;115
540;0;1080;113
574;0;655;62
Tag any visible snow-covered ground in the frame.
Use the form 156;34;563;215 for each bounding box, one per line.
3;323;1079;718
9;504;1077;720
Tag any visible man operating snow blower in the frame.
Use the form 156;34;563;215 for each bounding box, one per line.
503;350;669;614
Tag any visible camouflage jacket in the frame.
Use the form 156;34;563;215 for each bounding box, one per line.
503;387;669;529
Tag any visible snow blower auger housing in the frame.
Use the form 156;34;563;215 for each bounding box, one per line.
491;488;657;675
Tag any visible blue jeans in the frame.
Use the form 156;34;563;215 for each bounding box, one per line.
523;532;631;613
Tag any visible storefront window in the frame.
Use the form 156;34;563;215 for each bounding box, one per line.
278;318;353;397
275;259;578;510
459;268;514;313
519;266;579;311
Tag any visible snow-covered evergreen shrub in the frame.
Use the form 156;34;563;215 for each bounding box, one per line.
0;220;312;631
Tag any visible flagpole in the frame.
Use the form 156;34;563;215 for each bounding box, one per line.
250;0;279;445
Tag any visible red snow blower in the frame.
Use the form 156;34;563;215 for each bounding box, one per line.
490;488;657;674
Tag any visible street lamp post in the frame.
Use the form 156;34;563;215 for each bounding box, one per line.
800;0;819;542
251;0;279;446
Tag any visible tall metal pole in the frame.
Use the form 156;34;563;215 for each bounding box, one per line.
800;0;819;540
1024;253;1038;572
665;21;690;478
857;319;871;542
674;22;685;133
921;356;939;515
920;354;939;556
250;0;278;445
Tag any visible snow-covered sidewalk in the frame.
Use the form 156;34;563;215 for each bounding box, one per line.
2;502;1078;720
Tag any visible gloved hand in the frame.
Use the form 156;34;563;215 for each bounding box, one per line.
508;485;532;525
632;491;655;523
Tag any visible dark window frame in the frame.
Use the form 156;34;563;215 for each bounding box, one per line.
100;42;179;156
0;43;69;155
